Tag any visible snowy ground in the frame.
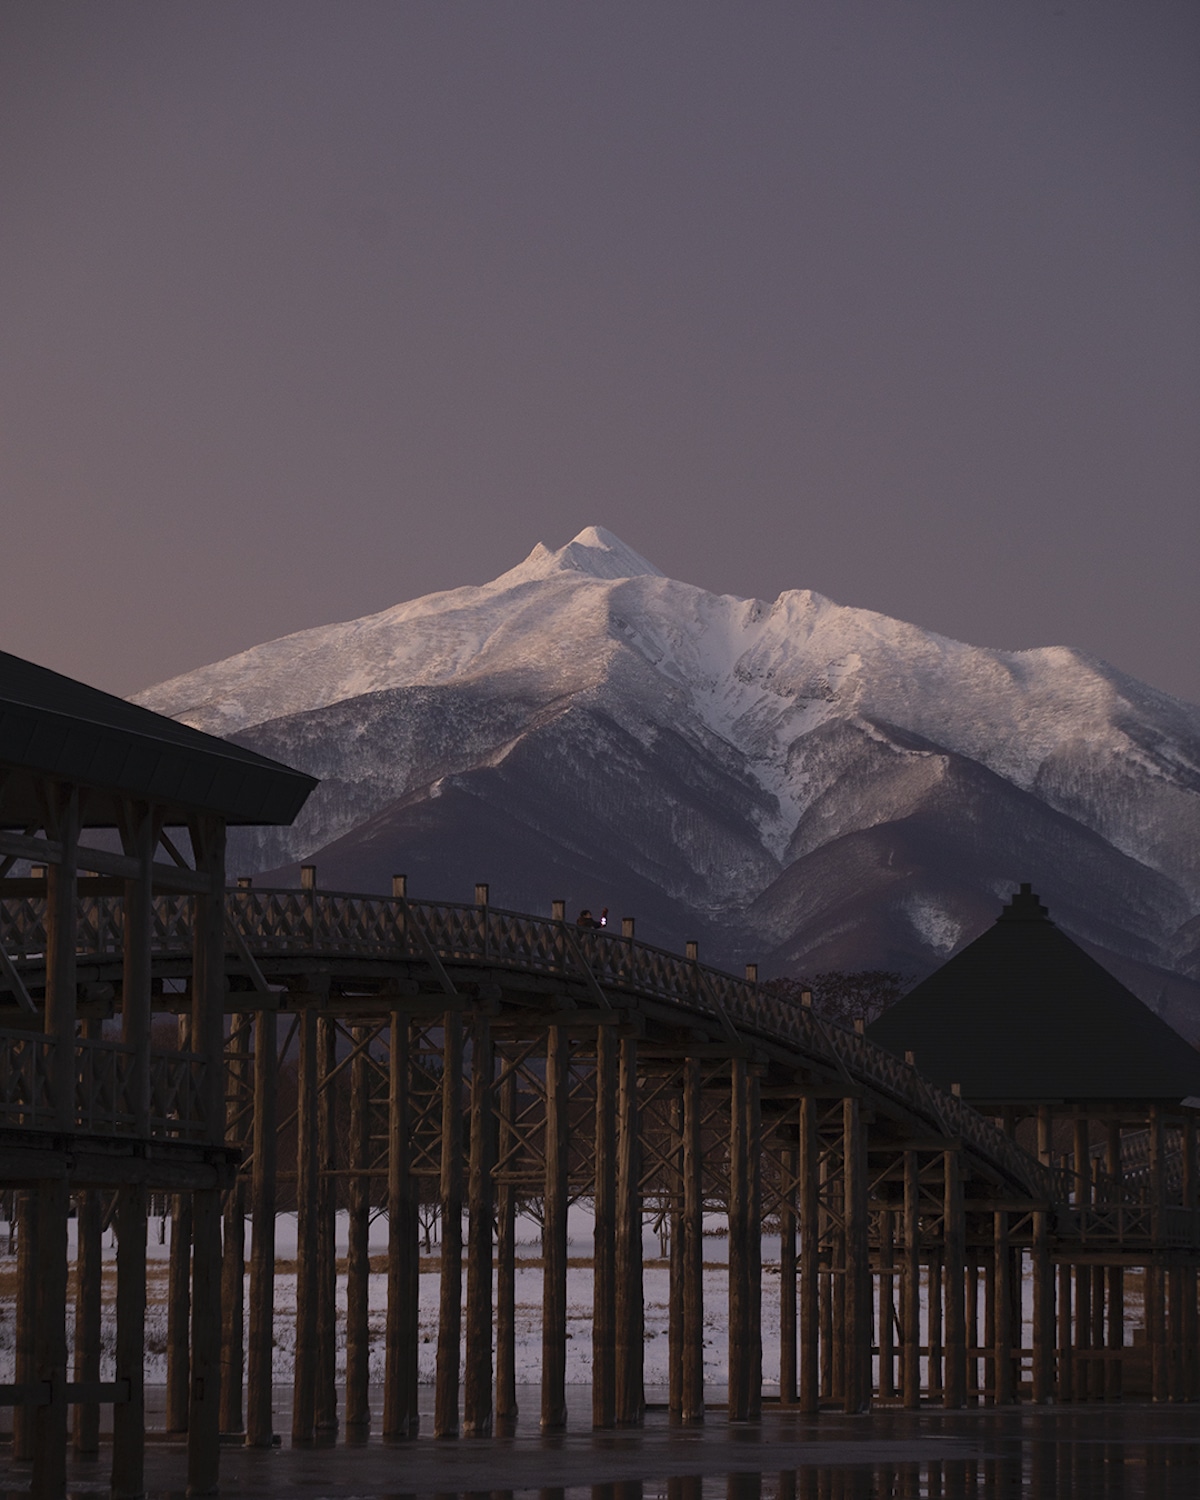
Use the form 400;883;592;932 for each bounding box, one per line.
0;1205;1104;1393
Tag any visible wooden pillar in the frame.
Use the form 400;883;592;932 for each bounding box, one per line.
901;1150;920;1409
315;1016;339;1436
798;1095;819;1414
435;1009;465;1437
843;1096;869;1414
681;1055;705;1425
32;1178;70;1500
292;1005;319;1443
1073;1119;1091;1402
779;1139;798;1406
1057;1263;1074;1402
13;1190;37;1460
615;1032;644;1425
965;1257;979;1404
383;1013;419;1439
111;1185;147;1500
1181;1115;1198;1402
1031;1104;1054;1404
668;1092;684;1422
188;813;227;1496
1148;1103;1168;1402
728;1056;752;1419
496;1058;519;1431
345;1024;372;1434
879;1208;896;1402
592;1026;617;1428
927;1253;943;1405
45;786;79;1130
464;1014;496;1437
993;1211;1013;1404
748;1069;762;1417
246;1010;277;1448
1105;1120;1124;1403
166;1008;193;1435
220;1021;250;1436
542;1025;570;1430
72;1186;103;1454
943;1151;966;1409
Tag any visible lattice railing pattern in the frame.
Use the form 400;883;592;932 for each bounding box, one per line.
0;887;1051;1194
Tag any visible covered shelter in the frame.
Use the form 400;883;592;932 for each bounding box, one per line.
868;883;1200;1402
0;649;315;1497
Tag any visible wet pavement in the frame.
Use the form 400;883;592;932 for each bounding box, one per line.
3;1390;1200;1498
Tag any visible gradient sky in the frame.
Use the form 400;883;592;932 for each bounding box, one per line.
2;1;1197;703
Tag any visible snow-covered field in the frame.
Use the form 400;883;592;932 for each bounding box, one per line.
0;1204;1067;1395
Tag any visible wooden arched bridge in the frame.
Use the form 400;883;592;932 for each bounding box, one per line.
6;873;1195;1499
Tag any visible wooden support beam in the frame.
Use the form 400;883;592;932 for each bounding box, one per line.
383;1013;419;1439
435;1009;464;1437
13;1191;37;1460
592;1025;617;1429
779;1140;797;1407
668;1092;684;1423
111;1184;147;1499
993;1211;1013;1405
345;1023;372;1433
927;1253;943;1406
245;1011;277;1448
843;1097;869;1414
219;1023;249;1436
542;1025;570;1431
798;1096;819;1415
681;1055;705;1425
728;1057;751;1420
292;1006;319;1443
496;1059;519;1433
31;1177;70;1499
878;1209;895;1402
464;1014;495;1436
315;1016;339;1436
901;1151;920;1410
72;1188;102;1453
942;1150;966;1410
615;1033;644;1426
166;1011;192;1435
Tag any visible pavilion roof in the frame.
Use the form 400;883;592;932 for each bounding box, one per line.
0;650;316;827
866;884;1200;1105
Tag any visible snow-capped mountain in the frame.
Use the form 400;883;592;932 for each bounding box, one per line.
135;526;1200;1024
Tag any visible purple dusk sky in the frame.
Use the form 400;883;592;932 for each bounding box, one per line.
2;2;1197;703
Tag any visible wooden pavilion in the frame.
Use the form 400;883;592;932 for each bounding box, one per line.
0;649;315;1498
868;882;1200;1402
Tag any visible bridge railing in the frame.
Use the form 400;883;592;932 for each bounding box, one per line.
0;886;1050;1193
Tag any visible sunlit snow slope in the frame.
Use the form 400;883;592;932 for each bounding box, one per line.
135;527;1200;1024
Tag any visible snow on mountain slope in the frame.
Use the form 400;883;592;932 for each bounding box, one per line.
134;527;1200;998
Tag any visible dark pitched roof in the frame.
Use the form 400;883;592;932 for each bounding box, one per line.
0;650;316;827
866;884;1200;1104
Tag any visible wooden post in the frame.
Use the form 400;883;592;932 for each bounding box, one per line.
1148;1104;1167;1402
383;1013;419;1439
615;1032;644;1425
246;1010;277;1448
111;1185;147;1500
1032;1105;1054;1405
943;1151;966;1409
345;1024;372;1434
1182;1115;1198;1402
901;1151;920;1409
682;1055;705;1425
1072;1119;1091;1402
798;1096;820;1415
668;1092;684;1423
73;1187;102;1453
842;1097;869;1413
728;1057;751;1420
13;1190;37;1460
464;1014;496;1437
542;1026;570;1430
315;1016;339;1436
32;1178;71;1499
879;1208;895;1402
166;1012;193;1435
927;1253;943;1405
292;1006;319;1444
593;1025;618;1428
435;1009;465;1437
220;1021;250;1436
496;1058;519;1431
965;1255;979;1404
779;1139;798;1406
189;813;227;1496
45;786;79;1130
993;1211;1013;1404
748;1068;763;1418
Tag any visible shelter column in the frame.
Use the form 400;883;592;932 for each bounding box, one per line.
435;1010;465;1437
383;1013;419;1439
246;1010;277;1448
1031;1106;1054;1404
542;1026;570;1430
345;1023;373;1434
615;1031;644;1425
943;1149;966;1409
779;1136;798;1406
682;1055;705;1424
593;1025;618;1428
292;1005;319;1443
464;1014;496;1436
843;1097;870;1414
901;1150;920;1409
496;1058;519;1431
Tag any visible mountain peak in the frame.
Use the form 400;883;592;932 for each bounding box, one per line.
500;526;664;586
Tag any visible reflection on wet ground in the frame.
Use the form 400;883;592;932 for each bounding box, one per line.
3;1399;1200;1498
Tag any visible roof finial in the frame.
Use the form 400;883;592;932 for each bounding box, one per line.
999;883;1050;922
